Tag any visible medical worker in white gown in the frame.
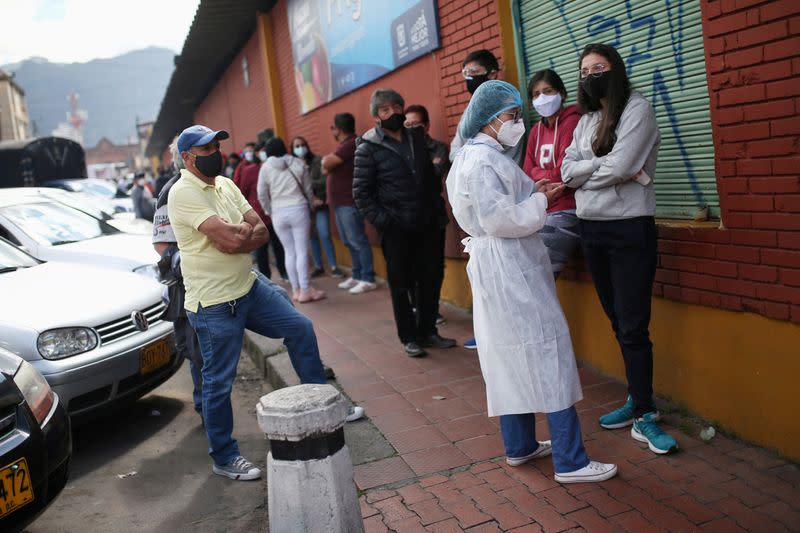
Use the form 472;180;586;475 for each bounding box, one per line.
446;80;617;484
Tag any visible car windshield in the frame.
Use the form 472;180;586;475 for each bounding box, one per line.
0;202;120;246
83;180;117;198
0;239;39;272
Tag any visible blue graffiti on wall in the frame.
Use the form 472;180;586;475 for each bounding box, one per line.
548;0;705;205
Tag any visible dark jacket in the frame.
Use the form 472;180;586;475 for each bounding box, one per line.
353;126;446;232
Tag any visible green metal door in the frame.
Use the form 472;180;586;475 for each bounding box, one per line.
515;0;719;219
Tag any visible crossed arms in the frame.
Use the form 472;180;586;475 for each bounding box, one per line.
198;209;269;254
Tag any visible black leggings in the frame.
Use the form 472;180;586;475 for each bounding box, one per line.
580;216;658;418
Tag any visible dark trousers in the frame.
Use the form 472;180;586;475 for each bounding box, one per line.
580;216;658;418
255;223;288;280
380;226;445;343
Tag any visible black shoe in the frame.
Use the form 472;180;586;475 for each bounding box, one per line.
403;342;427;357
419;334;457;349
310;268;325;278
324;365;336;379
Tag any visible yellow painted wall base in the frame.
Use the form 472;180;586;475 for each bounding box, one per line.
331;237;800;459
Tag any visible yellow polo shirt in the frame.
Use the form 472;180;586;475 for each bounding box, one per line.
167;169;256;312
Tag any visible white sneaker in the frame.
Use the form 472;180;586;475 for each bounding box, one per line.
506;440;552;466
554;461;618;484
337;277;358;290
346;405;365;422
349;280;377;294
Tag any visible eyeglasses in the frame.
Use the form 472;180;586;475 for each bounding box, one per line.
579;63;609;80
404;120;425;128
498;110;522;123
462;66;492;79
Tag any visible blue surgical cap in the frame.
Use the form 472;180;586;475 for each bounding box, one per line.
458;80;523;140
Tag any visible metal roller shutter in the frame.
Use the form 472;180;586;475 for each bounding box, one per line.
515;0;719;219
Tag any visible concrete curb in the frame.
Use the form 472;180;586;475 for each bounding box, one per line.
243;330;396;467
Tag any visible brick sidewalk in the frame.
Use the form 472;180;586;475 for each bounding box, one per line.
297;276;799;532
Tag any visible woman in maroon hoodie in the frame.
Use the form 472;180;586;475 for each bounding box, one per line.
523;69;582;277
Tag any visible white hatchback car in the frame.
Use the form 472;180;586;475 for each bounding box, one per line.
0;191;159;279
0;238;181;416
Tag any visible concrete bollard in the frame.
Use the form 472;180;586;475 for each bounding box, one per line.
257;384;365;533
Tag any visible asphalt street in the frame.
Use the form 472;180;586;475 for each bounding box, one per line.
25;355;271;533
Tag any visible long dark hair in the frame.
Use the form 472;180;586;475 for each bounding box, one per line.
527;68;567;100
291;135;316;165
576;43;631;156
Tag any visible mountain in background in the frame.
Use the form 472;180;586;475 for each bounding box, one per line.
2;47;175;147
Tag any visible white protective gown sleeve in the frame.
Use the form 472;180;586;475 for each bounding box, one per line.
446;133;583;416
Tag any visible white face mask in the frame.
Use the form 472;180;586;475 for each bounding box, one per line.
258;151;267;162
490;117;526;147
532;93;562;118
243;151;254;162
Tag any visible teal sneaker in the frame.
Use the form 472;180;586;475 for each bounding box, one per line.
599;396;661;429
599;396;635;429
632;412;678;454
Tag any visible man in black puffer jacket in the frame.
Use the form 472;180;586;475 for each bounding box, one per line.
353;88;456;357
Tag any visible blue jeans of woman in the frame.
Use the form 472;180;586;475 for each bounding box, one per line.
310;207;338;269
186;274;326;466
499;406;589;474
334;205;375;282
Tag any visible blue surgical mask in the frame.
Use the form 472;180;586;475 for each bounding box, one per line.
293;146;308;158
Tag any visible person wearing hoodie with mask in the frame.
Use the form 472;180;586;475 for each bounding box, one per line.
523;69;582;277
258;137;325;303
562;43;677;456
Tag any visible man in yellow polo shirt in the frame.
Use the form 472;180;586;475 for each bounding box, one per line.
169;125;361;481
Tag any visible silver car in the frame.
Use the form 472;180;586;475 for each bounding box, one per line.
0;190;159;279
0;238;181;416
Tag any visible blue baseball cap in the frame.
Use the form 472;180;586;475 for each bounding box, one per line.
177;125;230;153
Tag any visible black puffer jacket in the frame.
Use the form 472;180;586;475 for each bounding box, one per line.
353;126;446;232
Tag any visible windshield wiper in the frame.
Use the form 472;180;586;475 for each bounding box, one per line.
0;267;20;273
51;239;80;245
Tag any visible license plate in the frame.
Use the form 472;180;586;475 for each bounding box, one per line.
140;338;172;375
0;458;34;519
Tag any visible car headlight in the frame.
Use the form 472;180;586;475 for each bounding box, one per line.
133;264;160;279
14;360;55;425
37;328;98;360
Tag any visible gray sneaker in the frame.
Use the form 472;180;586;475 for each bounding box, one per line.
212;455;261;481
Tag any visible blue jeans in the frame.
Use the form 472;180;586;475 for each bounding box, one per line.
310;208;338;269
186;274;326;466
334;205;375;282
499;406;589;474
188;359;203;414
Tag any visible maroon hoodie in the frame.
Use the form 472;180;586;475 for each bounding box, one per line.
234;160;270;224
522;104;582;213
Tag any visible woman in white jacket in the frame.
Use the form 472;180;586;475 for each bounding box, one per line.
446;80;616;484
258;138;325;303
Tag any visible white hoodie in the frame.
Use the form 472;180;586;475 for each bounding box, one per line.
257;155;312;215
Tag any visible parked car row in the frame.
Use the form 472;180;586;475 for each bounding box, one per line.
0;184;180;530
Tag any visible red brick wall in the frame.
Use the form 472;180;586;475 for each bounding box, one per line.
85;138;138;166
193;26;274;154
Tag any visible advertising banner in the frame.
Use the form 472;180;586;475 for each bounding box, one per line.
287;0;440;113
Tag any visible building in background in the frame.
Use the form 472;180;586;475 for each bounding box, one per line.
146;0;800;460
85;136;141;179
0;69;30;141
51;91;87;145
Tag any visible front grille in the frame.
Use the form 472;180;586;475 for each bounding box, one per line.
68;385;112;413
95;302;166;345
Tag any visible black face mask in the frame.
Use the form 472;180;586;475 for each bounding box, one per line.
380;113;405;132
581;71;610;100
193;150;223;178
466;74;490;94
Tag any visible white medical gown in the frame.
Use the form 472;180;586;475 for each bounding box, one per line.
446;133;582;416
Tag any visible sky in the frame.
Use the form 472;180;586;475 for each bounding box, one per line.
0;0;201;65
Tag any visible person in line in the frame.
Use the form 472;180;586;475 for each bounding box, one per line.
523;69;583;277
224;152;241;179
353;89;456;357
168;125;362;481
446;80;617;484
233;141;274;280
152;136;203;419
131;171;155;221
561;43;677;455
322;113;377;295
450;49;517;350
258;137;325;303
232;142;256;182
404;104;449;326
292;136;344;279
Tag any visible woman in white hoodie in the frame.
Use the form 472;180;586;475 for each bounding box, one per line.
561;43;676;455
257;138;325;303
